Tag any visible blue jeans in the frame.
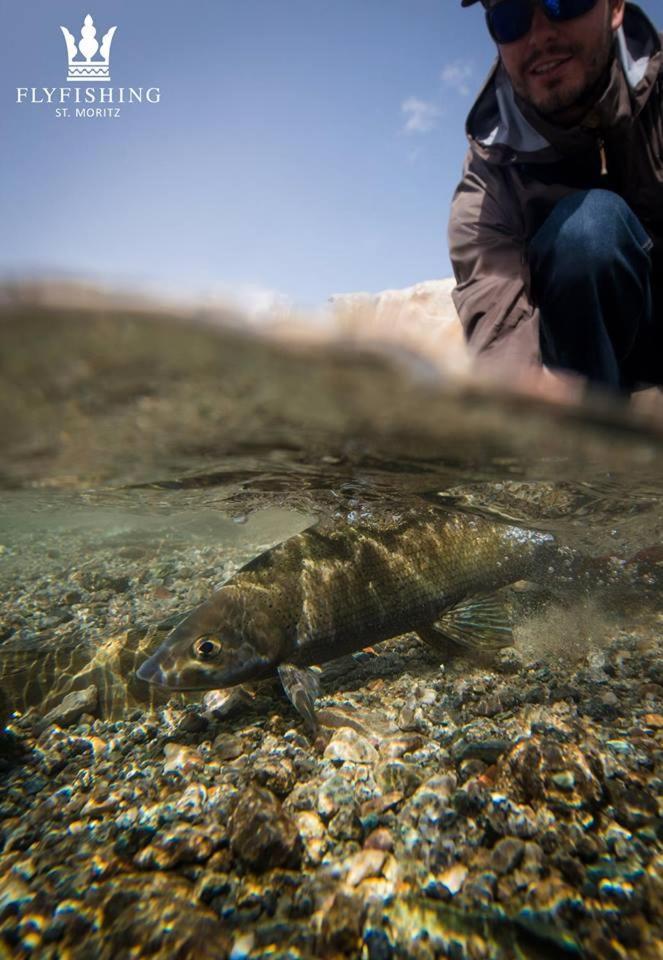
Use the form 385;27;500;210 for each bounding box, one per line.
528;189;660;392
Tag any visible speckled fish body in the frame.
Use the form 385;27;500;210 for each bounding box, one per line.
137;511;556;698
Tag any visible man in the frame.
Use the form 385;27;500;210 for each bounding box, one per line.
448;0;663;392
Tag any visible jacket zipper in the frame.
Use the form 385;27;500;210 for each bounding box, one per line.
598;137;608;177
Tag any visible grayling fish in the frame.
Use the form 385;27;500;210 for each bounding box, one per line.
137;510;557;732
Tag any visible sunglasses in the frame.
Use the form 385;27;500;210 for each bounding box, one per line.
486;0;600;45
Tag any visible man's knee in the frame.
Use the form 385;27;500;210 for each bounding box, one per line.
529;189;649;281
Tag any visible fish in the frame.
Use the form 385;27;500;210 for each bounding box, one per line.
136;509;557;733
0;627;173;725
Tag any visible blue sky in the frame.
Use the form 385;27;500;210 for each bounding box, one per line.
2;0;662;310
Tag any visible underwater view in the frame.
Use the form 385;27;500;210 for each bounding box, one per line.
0;287;661;960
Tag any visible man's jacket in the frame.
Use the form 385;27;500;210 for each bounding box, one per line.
448;2;663;370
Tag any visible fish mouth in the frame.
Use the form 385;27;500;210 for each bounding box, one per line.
136;654;169;687
136;654;226;691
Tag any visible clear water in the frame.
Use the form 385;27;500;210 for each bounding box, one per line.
0;294;661;959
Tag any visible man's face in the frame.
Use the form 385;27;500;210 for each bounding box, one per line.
493;0;625;124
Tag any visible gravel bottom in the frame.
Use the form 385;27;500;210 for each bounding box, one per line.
0;523;662;960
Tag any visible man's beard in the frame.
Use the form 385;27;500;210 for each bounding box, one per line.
538;52;613;123
513;28;615;125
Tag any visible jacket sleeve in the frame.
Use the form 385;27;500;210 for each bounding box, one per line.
448;151;542;371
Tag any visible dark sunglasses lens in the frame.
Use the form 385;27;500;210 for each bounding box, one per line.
548;0;598;19
488;0;599;44
487;0;534;44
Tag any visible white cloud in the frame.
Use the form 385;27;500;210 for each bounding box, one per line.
440;60;474;97
401;97;440;134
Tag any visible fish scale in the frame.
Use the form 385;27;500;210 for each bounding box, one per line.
295;517;545;650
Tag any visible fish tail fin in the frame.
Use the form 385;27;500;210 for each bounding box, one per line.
420;593;513;654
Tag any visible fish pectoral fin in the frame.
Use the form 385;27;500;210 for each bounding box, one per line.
421;593;513;653
278;663;320;735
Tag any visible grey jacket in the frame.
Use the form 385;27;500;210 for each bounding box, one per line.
448;3;663;370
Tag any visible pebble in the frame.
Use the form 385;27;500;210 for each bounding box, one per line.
43;686;98;728
359;791;403;818
229;933;256;960
320;890;365;954
174;783;207;818
328;804;362;843
453;738;512;764
521;841;545;875
606;740;632;754
364;828;394;852
134;825;218;869
324;727;379;765
380;735;426;759
438;863;468;895
475;695;505;718
213;735;245;761
551;771;576;791
345;849;386;886
490;837;526;874
252;757;296;797
162;743;204;775
496;648;525;674
375;760;423;797
228;786;302;871
463;871;497;904
173;712;208;735
294;811;327;864
397;702;427;732
318;774;356;820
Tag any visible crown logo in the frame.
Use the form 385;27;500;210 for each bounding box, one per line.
60;14;117;82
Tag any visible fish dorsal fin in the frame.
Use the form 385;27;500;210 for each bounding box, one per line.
423;593;513;652
278;663;320;734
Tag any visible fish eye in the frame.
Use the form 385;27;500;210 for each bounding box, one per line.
193;636;221;661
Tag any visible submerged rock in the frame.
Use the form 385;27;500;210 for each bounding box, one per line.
437;863;468;896
319;890;366;956
489;837;526;874
295;810;328;864
162;742;204;776
43;685;98;727
252;756;296;797
497;735;604;810
324;727;379;765
228;786;302;871
134;824;220;869
317;773;356;820
344;849;386;887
